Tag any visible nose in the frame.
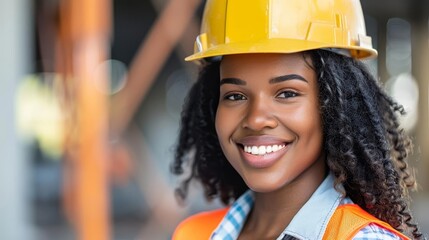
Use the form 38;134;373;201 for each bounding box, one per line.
242;97;278;131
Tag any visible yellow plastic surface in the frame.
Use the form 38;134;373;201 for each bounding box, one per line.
186;0;377;61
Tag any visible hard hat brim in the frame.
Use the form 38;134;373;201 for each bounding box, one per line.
185;38;378;62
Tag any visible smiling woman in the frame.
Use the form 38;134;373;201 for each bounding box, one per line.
171;0;424;239
216;54;325;195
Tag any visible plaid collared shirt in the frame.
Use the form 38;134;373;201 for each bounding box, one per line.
211;175;401;240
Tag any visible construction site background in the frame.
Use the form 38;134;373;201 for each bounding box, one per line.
1;0;428;239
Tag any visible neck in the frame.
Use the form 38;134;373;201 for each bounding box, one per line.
242;157;327;238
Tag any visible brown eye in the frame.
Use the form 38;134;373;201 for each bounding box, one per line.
224;93;247;101
277;90;299;99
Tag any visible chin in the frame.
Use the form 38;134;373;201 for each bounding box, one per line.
242;174;290;193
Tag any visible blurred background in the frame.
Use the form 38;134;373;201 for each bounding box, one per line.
0;0;428;239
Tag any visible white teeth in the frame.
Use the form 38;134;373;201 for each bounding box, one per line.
273;145;279;152
251;146;258;155
258;146;266;155
243;144;286;155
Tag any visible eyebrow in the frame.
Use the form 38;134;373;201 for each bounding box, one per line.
220;74;308;86
220;78;246;86
269;74;308;84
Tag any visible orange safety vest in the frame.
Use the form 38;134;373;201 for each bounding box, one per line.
172;204;410;240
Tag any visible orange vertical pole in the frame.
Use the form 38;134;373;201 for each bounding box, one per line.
68;0;111;239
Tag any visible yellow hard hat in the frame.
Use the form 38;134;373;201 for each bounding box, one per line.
185;0;377;61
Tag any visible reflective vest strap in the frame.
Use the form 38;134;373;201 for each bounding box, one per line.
172;207;229;240
173;204;410;240
323;204;410;240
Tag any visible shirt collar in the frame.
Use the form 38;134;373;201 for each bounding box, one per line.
211;173;343;240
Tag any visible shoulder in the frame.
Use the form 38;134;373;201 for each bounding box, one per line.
352;223;402;240
172;207;229;240
326;204;410;240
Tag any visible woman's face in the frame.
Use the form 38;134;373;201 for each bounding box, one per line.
216;53;325;192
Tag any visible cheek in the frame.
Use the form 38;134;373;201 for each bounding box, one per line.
215;106;241;157
215;108;232;166
215;107;229;144
282;101;323;147
215;114;222;141
297;103;323;152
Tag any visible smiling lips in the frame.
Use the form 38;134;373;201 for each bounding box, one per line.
237;136;291;168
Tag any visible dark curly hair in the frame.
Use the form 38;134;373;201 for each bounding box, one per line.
171;50;423;239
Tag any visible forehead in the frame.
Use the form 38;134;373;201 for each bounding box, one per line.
220;53;314;79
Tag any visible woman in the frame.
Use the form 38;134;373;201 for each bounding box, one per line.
172;0;423;239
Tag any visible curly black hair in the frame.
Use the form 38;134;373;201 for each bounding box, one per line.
171;50;423;239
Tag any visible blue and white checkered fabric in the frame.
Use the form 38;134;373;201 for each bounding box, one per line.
210;190;401;240
210;191;253;240
353;224;402;240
